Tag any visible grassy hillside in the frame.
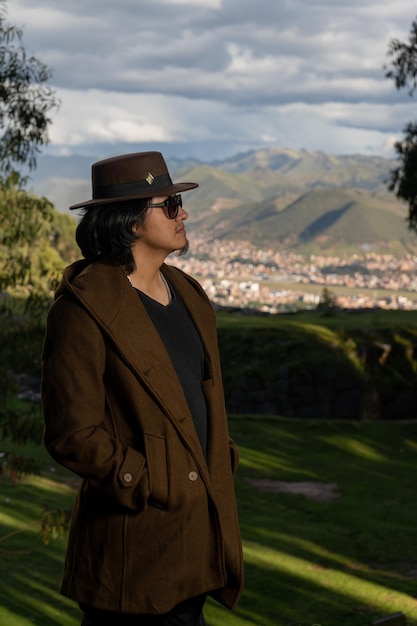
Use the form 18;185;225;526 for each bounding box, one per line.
33;147;412;256
191;187;414;254
241;188;413;249
2;305;417;624
216;308;417;419
179;150;411;253
2;419;417;625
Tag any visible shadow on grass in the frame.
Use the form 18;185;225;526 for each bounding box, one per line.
2;419;417;626
227;417;417;626
0;476;80;626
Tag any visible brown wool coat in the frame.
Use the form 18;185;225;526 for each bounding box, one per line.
41;260;243;615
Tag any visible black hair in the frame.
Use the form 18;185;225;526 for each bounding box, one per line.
75;198;149;274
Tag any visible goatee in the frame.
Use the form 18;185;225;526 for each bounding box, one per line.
177;239;189;257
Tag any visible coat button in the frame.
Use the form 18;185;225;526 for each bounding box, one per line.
123;472;133;483
188;471;198;481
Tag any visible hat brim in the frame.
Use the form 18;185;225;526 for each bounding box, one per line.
69;181;198;211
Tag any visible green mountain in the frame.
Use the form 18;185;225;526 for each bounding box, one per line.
229;189;414;252
174;149;414;253
34;147;415;254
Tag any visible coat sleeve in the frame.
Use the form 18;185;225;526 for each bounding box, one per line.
41;295;150;511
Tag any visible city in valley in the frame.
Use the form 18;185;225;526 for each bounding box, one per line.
168;239;417;313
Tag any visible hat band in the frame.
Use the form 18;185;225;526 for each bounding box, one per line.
93;172;173;199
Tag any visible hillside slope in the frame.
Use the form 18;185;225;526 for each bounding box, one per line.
33;147;413;253
227;188;413;249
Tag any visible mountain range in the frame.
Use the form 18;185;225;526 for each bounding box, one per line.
30;147;416;254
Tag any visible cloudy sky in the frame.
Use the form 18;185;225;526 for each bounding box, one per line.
5;0;417;162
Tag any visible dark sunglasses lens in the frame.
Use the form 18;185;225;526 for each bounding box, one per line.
166;195;182;218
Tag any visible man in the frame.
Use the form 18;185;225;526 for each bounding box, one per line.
41;151;244;626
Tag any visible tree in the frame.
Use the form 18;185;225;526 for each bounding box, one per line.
0;190;77;492
0;185;78;296
385;18;417;231
317;287;338;315
0;186;77;456
0;3;66;538
0;0;59;184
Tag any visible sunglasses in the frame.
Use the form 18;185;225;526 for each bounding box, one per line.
147;194;182;219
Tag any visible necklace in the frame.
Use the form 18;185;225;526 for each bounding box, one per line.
126;271;172;304
159;271;172;303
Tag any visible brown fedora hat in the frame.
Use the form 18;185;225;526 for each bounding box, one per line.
69;151;198;210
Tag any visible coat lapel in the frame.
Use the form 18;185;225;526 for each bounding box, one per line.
66;262;212;462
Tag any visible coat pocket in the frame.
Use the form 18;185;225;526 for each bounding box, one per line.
144;433;169;507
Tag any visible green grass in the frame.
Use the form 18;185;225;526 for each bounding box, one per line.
216;310;417;419
217;307;417;331
2;418;417;625
227;417;417;625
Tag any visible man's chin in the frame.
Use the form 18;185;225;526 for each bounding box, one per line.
177;239;189;257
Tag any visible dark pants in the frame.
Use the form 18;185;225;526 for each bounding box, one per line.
80;594;207;626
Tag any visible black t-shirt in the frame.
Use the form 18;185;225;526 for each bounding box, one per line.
136;283;208;456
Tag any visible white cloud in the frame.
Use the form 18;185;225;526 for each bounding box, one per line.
50;90;175;145
46;87;416;161
5;0;417;160
161;0;222;6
